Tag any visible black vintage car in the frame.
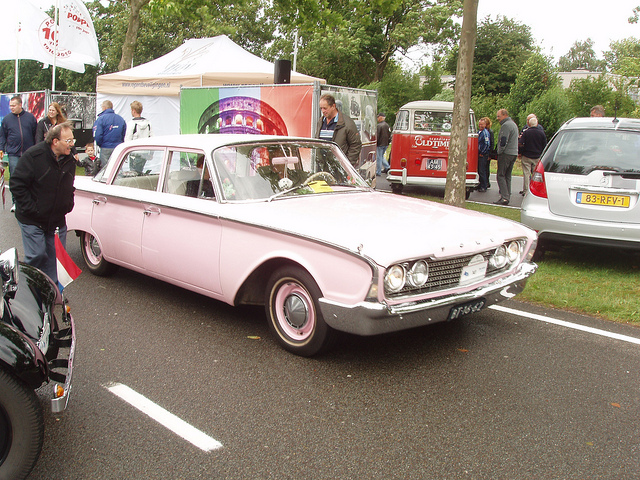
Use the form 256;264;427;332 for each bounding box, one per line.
0;248;76;480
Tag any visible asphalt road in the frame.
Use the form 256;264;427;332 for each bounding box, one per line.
1;205;639;480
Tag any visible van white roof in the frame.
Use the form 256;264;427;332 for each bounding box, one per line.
400;100;474;113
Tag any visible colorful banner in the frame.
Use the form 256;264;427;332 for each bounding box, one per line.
180;84;315;138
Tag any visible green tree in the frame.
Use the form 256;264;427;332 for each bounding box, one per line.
557;39;605;72
565;74;613;117
446;15;534;96
508;53;560;126
361;63;422;127
523;87;571;139
90;0;274;75
604;37;640;73
445;0;478;207
420;62;444;99
271;0;462;87
470;93;507;126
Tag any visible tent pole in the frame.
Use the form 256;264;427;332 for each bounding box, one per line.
52;0;59;91
15;21;19;93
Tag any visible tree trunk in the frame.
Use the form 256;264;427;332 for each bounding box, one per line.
444;0;478;207
118;0;151;71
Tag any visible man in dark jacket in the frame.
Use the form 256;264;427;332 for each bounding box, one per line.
376;113;391;175
10;121;76;285
315;94;362;166
93;99;126;167
0;95;37;210
518;114;547;194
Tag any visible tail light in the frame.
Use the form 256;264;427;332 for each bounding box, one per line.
529;160;547;198
401;158;407;168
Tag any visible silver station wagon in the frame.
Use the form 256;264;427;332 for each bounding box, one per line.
521;117;640;253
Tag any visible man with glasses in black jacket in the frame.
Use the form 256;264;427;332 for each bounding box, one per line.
10;121;76;286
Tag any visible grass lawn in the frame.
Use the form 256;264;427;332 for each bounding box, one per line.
414;193;640;325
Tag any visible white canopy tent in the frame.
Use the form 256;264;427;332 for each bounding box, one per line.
96;36;325;136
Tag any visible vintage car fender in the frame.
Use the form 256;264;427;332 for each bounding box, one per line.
1;263;60;390
0;320;47;389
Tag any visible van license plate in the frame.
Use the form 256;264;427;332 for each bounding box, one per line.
424;158;442;170
448;299;486;320
576;192;630;208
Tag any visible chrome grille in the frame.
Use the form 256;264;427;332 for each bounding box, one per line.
390;249;505;297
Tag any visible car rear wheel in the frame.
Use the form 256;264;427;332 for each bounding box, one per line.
80;232;118;276
265;266;334;357
0;369;44;480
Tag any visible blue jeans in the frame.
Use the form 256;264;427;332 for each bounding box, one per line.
18;222;67;284
478;154;490;190
7;155;19;204
377;146;390;174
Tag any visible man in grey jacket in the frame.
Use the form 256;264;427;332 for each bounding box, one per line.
315;94;362;166
494;109;519;205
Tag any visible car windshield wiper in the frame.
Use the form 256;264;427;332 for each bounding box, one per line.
267;185;308;202
603;170;640;178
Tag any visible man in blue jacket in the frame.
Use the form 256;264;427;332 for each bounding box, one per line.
0;95;37;211
93;99;126;169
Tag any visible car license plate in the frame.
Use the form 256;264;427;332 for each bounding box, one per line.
424;158;442;170
448;298;486;320
576;192;630;208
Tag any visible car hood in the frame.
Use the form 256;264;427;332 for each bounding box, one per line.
225;191;534;266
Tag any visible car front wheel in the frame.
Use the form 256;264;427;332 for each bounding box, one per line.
80;232;118;276
0;369;44;480
265;266;334;357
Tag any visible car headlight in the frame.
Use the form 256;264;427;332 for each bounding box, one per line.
490;245;508;269
506;241;522;263
407;260;429;287
384;264;406;293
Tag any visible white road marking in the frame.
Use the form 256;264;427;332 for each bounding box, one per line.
490;305;640;345
106;383;223;452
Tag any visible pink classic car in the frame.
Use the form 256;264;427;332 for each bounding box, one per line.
67;134;538;356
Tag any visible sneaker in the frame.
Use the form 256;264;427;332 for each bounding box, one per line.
493;198;509;205
10;204;15;212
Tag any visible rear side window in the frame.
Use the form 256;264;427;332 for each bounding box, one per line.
545;130;640;175
394;110;410;131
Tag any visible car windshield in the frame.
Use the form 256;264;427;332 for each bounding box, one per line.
211;141;368;201
545;129;640;175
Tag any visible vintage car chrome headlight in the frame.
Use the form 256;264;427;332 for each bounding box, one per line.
407;260;429;287
384;264;406;293
506;240;522;263
489;245;508;269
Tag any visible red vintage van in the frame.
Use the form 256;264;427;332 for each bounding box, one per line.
387;100;479;197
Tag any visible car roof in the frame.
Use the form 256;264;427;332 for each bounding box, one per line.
399;100;474;113
560;117;640;132
122;134;324;150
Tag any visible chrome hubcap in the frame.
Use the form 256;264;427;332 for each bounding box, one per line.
283;293;308;329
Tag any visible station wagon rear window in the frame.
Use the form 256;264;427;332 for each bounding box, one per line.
545;129;640;175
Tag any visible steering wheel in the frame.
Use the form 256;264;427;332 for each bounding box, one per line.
304;171;336;185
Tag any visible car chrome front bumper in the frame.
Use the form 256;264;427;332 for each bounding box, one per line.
50;310;76;414
319;262;537;336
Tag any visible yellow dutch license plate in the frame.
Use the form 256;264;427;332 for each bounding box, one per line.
576;192;630;208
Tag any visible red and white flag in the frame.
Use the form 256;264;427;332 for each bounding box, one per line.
55;232;82;290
